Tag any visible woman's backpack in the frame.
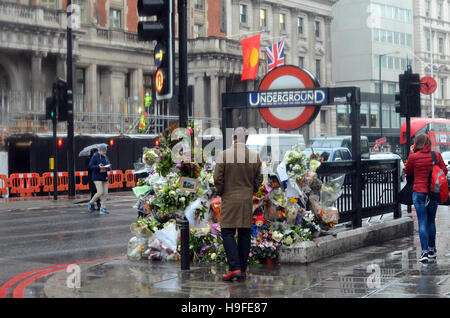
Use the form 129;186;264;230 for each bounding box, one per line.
428;151;449;203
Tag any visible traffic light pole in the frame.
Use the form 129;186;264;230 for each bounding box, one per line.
178;0;188;128
53;117;58;200
406;114;412;214
67;0;75;198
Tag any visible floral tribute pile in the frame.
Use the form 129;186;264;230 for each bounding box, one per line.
127;123;344;264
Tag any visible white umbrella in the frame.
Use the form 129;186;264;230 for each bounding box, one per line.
78;143;108;157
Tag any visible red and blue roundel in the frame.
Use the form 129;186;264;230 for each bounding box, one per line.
258;65;321;130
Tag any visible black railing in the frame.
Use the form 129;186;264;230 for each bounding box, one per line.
316;159;401;226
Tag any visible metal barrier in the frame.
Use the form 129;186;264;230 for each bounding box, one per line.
75;171;90;191
316;159;401;226
0;174;7;195
124;170;136;188
1;170;141;196
8;173;41;197
108;170;124;189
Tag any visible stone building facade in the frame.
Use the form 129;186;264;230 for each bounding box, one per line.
413;0;450;118
0;0;337;139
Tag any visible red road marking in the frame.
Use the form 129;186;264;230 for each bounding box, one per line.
0;256;121;298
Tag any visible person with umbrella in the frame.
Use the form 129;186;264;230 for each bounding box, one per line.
88;144;111;214
86;148;101;210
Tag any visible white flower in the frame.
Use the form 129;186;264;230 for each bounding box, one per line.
272;231;283;242
283;236;293;246
179;197;186;203
210;253;216;260
169;190;176;197
152;226;158;232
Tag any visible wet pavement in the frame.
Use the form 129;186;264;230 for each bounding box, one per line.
0;193;449;298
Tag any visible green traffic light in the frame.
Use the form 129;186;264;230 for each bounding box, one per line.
51;111;54;118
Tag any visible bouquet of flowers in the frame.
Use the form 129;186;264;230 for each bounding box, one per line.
251;229;280;262
143;148;160;166
268;188;287;207
284;145;307;178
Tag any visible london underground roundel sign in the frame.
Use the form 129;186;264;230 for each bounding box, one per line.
258;65;321;130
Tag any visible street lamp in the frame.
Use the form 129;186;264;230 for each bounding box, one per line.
378;51;400;145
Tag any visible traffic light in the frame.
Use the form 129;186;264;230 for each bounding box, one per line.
109;138;114;147
395;73;408;116
395;66;421;117
137;0;173;100
407;72;421;117
45;96;56;120
55;78;68;122
45;83;57;120
58;137;63;148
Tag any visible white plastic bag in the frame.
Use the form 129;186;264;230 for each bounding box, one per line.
155;222;178;252
127;236;147;261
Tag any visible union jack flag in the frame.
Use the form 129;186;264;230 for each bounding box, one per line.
265;40;285;71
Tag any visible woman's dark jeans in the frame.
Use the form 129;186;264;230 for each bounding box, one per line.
412;192;438;254
221;228;251;273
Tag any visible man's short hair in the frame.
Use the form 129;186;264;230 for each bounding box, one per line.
233;127;248;143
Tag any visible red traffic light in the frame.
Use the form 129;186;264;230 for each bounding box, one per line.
58;138;63;148
155;138;159;147
110;139;114;147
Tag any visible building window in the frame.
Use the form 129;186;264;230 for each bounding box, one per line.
391;107;400;128
370;104;379;128
240;4;247;25
75;68;85;111
388;83;396;94
298;17;304;35
72;0;87;24
280;13;286;32
427;34;431;51
194;24;203;38
320;110;326;124
315;21;320;39
437;3;442;19
337;105;349;127
374;82;380;94
110;9;121;29
438;37;444;54
360;103;369;127
260;9;267;28
298;56;304;68
440;78;445;100
40;0;57;9
382;104;390;128
194;0;204;9
425;0;430;17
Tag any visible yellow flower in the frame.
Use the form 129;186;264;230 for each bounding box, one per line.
210;253;216;260
289;197;298;203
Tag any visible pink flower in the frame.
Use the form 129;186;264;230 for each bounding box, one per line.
317;243;321;248
249;252;253;257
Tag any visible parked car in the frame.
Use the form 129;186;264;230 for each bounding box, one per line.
306;136;370;159
302;147;352;162
369;152;405;182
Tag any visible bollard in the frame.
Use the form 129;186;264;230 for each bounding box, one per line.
180;217;190;270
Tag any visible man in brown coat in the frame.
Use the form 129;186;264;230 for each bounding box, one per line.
214;127;263;281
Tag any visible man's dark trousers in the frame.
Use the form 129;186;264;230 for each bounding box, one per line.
221;228;251;273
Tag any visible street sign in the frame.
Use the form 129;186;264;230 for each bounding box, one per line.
155;68;165;94
154;43;165;68
258;65;321;130
420;76;437;95
376;137;387;144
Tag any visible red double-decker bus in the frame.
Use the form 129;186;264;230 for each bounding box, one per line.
400;118;450;153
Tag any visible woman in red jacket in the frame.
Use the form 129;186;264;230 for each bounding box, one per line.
404;134;447;263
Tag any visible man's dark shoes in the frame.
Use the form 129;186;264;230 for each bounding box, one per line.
237;272;246;282
419;252;429;263
222;270;242;282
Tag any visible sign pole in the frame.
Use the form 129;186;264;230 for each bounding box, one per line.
67;0;75;199
178;0;188;128
53;116;58;200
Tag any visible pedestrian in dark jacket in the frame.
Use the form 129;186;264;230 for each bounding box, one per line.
88;144;111;214
404;133;447;263
214;127;263;282
87;148;101;210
